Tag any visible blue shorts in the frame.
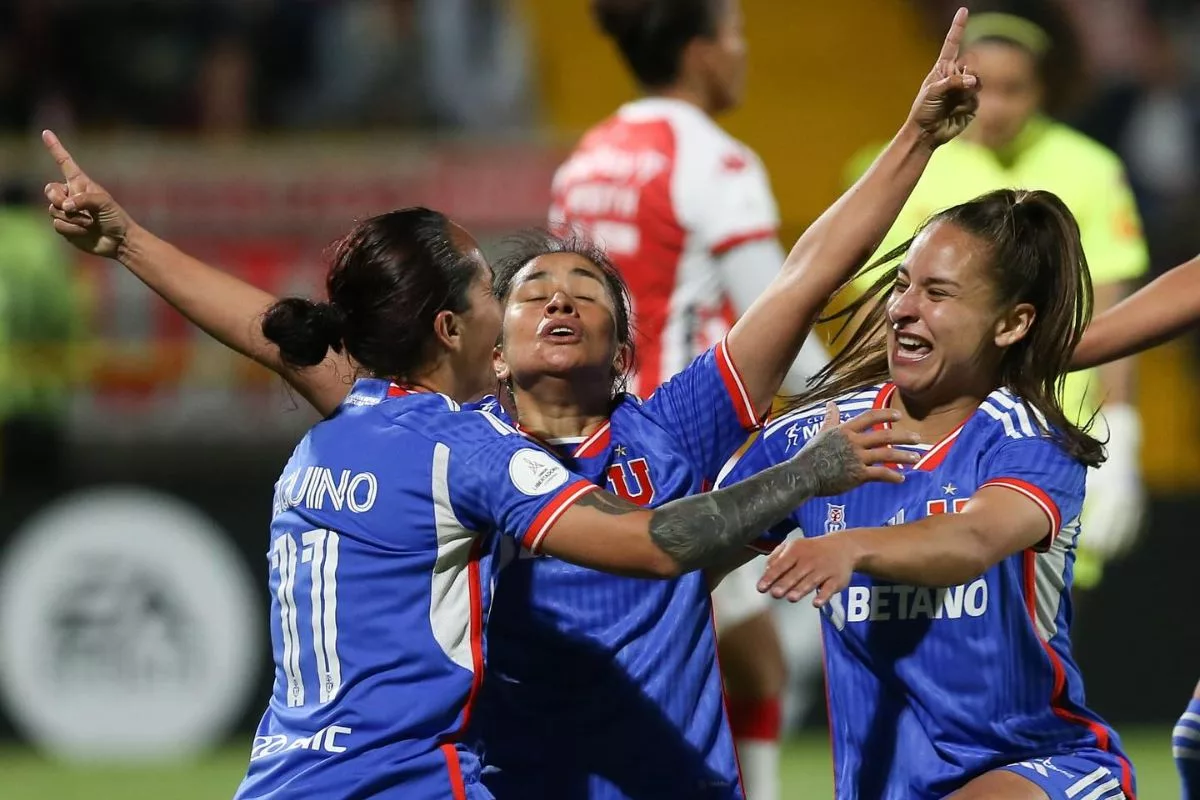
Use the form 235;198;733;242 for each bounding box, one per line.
1000;751;1136;799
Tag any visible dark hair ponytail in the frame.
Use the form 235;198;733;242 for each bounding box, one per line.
261;207;481;381
262;298;347;369
787;188;1104;468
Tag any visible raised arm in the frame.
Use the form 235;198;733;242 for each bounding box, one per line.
1072;254;1200;370
725;7;979;415
541;406;920;577
41;130;351;416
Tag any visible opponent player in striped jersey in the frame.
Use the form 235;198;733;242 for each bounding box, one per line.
549;3;832;789
42;139;917;800
722;189;1136;799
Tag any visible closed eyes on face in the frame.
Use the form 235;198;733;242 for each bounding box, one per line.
512;265;611;308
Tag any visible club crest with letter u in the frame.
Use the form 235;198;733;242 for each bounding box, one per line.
825;504;847;533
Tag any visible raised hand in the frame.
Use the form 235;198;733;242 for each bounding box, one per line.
42;130;134;258
795;402;920;496
908;7;980;146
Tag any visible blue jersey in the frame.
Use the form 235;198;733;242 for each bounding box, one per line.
721;383;1135;799
236;380;600;800
471;340;761;799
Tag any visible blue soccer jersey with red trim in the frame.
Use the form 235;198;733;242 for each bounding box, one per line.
720;384;1135;799
471;339;760;799
235;380;598;800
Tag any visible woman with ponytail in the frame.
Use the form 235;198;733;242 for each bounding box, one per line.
40;132;922;799
39;12;983;796
721;188;1137;799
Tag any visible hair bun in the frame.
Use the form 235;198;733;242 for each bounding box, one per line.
313;302;347;345
262;297;345;369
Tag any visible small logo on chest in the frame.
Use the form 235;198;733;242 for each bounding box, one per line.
825;504;847;533
607;457;656;506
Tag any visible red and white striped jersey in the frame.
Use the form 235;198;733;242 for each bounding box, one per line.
550;97;781;397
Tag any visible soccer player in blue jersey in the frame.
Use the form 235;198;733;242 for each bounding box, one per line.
722;188;1136;799
42;134;923;799
41;15;980;795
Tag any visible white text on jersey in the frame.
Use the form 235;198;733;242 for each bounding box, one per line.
824;579;989;630
273;467;379;517
250;725;353;761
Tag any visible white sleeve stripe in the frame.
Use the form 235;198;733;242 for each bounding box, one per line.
526;483;601;554
717;337;759;427
1077;778;1121;800
980;403;1021;439
981;479;1060;535
476;410;515;436
1011;402;1036;437
1174;726;1200;742
991;391;1047;435
1065;766;1110;797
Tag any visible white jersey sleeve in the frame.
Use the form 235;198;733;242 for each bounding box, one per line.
673;130;781;255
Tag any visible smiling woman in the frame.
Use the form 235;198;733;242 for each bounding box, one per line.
719;187;1133;799
792;186;1102;468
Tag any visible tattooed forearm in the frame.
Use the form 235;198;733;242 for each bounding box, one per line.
648;426;861;572
576;490;641;516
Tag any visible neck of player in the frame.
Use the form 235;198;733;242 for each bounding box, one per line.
402;359;481;404
891;387;990;444
508;374;612;441
651;80;721;117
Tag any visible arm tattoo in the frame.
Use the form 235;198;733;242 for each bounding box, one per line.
648;427;861;572
576;490;640;516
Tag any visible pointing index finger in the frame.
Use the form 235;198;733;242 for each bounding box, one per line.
937;7;970;65
42;130;87;191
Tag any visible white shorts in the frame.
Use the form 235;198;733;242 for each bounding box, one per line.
712;557;771;638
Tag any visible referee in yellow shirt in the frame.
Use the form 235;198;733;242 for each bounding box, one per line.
847;12;1149;592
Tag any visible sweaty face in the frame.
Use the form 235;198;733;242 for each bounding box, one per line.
886;221;1010;405
964;41;1042;151
497;252;623;389
700;0;748;114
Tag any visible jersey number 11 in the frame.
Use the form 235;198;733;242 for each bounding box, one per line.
271;529;343;708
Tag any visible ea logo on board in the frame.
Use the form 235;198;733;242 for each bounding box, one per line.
0;487;260;759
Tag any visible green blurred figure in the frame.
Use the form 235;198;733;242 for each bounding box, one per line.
0;181;88;489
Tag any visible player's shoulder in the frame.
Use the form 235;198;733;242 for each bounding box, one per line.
972;387;1056;446
761;385;888;452
463;394;503;415
624;98;763;171
554;105;675;188
419;405;522;452
353;384;518;456
605;392;650;430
